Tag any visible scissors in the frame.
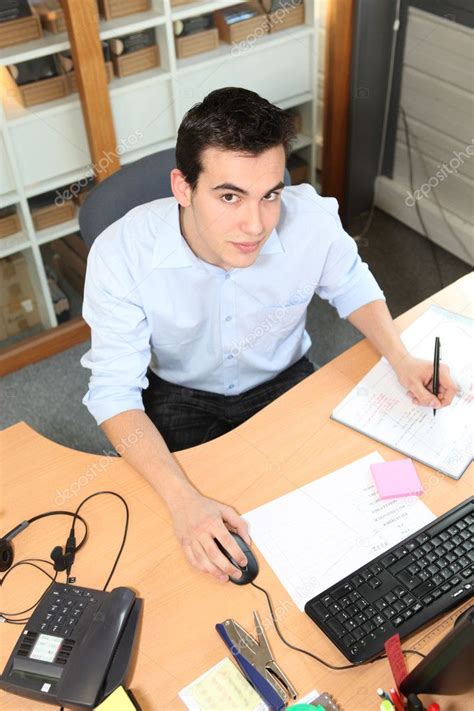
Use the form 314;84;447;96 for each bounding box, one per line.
216;611;297;711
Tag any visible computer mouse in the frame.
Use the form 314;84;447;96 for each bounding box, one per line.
214;533;259;585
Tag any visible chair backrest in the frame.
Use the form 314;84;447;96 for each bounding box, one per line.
79;147;291;249
79;148;176;249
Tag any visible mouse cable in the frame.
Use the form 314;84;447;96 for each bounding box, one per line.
250;581;425;669
68;491;129;591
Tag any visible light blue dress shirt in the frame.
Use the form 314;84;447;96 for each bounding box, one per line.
81;183;384;425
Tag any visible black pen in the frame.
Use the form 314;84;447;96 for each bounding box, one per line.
433;336;440;416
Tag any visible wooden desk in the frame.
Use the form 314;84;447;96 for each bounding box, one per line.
1;274;473;710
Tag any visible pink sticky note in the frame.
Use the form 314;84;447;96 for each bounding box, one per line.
370;458;423;499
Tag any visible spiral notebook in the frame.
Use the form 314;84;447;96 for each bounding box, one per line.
331;305;473;479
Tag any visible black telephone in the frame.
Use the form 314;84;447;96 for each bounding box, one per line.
0;582;142;709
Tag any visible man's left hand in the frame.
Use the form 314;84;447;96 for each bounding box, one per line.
393;354;458;409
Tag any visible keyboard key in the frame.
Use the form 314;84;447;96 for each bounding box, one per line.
369;577;382;589
422;595;433;605
427;564;440;575
351;574;364;587
433;574;444;587
365;606;377;618
322;595;332;607
441;568;452;580
393;586;407;598
458;555;469;568
373;614;385;626
329;603;341;615
405;540;417;552
404;594;416;607
384;607;396;620
339;596;351;608
393;600;405;613
381;553;397;567
393;616;404;627
399;571;420;590
415;533;430;544
370;563;383;575
356;599;368;611
344;620;357;632
385;592;397;605
311;602;329;620
404;608;413;620
343;633;355;647
412;602;423;614
362;620;374;634
347;604;358;616
432;589;442;599
332;583;353;600
375;599;387;611
327;618;345;638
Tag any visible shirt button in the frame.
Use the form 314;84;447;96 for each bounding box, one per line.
225;273;231;280
227;354;233;360
225;316;232;322
228;384;235;390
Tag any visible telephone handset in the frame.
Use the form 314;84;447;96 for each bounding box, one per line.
0;582;142;709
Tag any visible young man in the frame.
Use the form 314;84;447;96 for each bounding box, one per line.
81;87;456;584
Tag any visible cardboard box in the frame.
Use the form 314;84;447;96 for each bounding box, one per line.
0;253;32;307
112;44;160;78
268;1;305;32
176;28;219;59
214;2;268;45
31;198;76;231
2;294;40;336
98;0;150;20
0;208;21;239
35;1;66;34
0;11;42;49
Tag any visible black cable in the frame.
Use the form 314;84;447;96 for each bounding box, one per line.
0;560;59;623
251;580;425;669
3;511;89;553
68;491;129;591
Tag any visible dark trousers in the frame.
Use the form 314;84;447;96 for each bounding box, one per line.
143;356;315;452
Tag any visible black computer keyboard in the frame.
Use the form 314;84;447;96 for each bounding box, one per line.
305;497;474;663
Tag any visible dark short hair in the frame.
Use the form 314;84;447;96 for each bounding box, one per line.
176;87;296;190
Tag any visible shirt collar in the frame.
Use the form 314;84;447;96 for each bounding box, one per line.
151;199;284;270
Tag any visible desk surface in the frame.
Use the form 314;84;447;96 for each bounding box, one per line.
1;273;473;711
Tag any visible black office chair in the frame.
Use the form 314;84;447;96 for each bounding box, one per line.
79;147;292;250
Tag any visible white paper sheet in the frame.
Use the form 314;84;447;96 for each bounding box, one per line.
244;453;435;611
332;306;474;479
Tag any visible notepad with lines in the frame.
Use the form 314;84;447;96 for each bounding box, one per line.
331;306;473;479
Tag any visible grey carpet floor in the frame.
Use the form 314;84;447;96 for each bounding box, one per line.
1;209;471;454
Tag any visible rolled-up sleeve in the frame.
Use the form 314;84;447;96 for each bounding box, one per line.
81;238;151;425
314;200;384;319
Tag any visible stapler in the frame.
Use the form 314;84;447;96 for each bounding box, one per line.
216;611;297;711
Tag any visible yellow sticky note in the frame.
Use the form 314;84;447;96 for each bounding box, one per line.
94;686;137;710
179;657;268;711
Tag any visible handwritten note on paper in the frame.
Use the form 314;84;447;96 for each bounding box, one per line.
332;306;473;479
244;453;435;611
178;658;268;711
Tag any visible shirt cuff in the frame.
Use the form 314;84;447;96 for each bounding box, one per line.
82;389;145;426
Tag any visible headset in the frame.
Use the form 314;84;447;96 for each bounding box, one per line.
0;510;88;575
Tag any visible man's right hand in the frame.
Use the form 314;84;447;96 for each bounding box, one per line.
168;489;252;583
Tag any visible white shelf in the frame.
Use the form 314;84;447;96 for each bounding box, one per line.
0;232;30;259
0;191;20;209
176;25;314;74
4;91;81;124
293;133;313;151
108;66;171;94
0;0;318;344
99;10;166;40
0;31;70;65
171;0;239;21
35;217;80;246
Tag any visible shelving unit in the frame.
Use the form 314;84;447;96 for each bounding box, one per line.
0;0;320;349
